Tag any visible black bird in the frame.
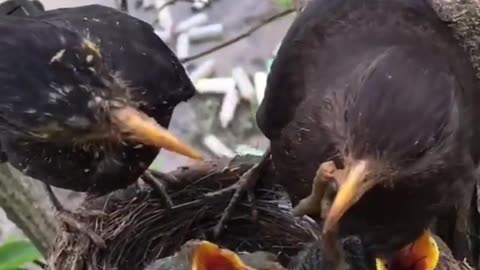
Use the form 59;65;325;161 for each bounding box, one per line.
253;0;480;269
0;4;201;244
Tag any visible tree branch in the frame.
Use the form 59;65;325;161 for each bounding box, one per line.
120;0;128;12
0;163;57;256
180;8;295;63
293;0;313;12
157;0;193;12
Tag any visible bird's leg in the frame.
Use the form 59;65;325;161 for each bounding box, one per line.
322;226;348;270
293;161;350;270
44;184;106;248
141;170;175;209
203;148;272;238
292;161;338;217
320;184;338;220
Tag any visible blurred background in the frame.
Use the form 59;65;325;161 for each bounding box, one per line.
0;0;296;268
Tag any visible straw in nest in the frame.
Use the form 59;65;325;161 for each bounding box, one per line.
47;155;320;270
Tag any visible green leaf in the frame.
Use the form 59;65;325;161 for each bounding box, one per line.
273;0;293;9
0;240;42;270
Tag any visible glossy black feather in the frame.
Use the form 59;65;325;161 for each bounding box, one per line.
0;5;195;193
257;0;479;258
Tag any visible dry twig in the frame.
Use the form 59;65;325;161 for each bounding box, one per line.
157;0;193;12
180;8;295;63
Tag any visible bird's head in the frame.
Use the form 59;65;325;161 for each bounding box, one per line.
321;50;461;234
145;240;260;270
191;241;256;270
322;104;459;235
37;38;201;159
0;18;201;160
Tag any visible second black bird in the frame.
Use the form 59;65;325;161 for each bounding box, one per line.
0;4;201;245
0;4;201;194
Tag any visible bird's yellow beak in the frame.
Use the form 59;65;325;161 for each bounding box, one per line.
110;106;202;160
375;230;439;270
191;241;255;270
323;160;373;233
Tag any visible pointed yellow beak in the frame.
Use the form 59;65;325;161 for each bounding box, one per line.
191;241;255;270
323;160;372;233
111;106;202;160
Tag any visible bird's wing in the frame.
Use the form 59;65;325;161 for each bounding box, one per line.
0;16;94;136
36;5;195;117
255;0;341;140
255;0;467;141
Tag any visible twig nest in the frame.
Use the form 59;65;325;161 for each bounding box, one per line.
433;236;474;270
46;156;319;270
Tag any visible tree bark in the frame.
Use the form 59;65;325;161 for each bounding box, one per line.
0;163;57;256
293;0;312;12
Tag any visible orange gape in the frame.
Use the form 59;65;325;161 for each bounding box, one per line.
191;241;255;270
377;230;440;270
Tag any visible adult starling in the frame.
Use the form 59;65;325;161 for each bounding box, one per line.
4;4;201;191
0;4;201;244
255;0;480;269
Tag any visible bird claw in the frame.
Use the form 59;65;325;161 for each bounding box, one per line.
208;165;260;238
141;170;174;209
318;161;337;179
43;183;106;248
203;149;271;238
292;161;338;217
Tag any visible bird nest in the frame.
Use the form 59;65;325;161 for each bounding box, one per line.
46;155;320;270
